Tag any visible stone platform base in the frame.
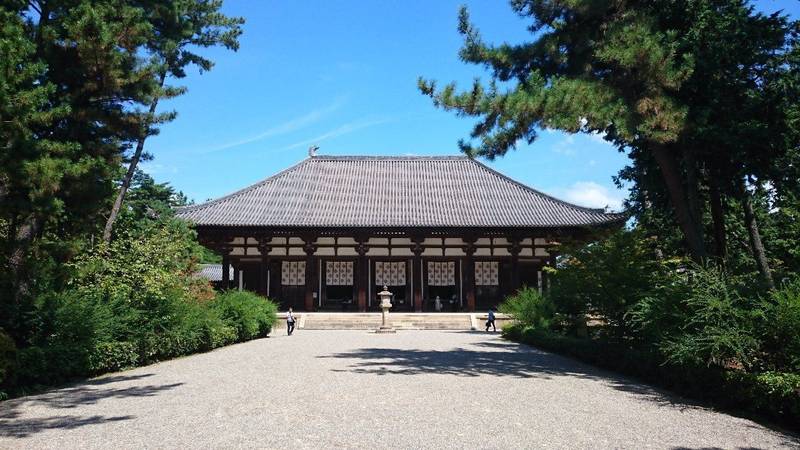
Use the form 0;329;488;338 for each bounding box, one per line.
272;312;512;331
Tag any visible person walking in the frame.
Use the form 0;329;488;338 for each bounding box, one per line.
286;307;296;336
485;307;496;332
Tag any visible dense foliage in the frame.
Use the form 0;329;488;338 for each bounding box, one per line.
504;325;800;429
500;229;800;425
420;0;800;280
0;2;254;398
430;0;800;424
0;0;242;349
498;287;554;330
0;205;277;397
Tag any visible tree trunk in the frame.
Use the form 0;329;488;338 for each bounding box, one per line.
707;174;727;261
650;144;708;262
103;72;166;243
682;148;703;233
8;214;41;305
737;178;775;290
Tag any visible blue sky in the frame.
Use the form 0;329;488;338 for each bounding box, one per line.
144;0;800;211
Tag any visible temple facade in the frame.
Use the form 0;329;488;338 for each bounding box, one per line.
176;155;624;312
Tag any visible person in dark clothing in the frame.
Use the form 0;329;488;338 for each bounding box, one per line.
485;307;496;332
286;307;296;336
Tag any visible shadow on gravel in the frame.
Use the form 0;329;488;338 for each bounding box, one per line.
321;337;715;412
0;373;183;438
320;338;605;380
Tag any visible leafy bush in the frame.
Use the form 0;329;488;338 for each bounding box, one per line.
88;342;139;374
3;218;277;397
211;291;278;341
630;266;760;370
725;371;800;421
548;229;676;337
759;278;800;372
504;324;800;430
0;330;15;399
499;287;554;330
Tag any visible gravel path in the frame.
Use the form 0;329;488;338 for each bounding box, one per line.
0;330;797;449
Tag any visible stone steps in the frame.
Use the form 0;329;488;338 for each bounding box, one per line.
296;313;475;330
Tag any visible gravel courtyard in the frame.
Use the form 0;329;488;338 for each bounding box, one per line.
0;330;797;449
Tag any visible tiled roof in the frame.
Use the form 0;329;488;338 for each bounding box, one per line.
194;264;233;282
176;156;625;228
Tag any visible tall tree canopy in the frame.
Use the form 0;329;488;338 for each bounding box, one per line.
0;0;242;334
103;0;243;242
419;0;799;280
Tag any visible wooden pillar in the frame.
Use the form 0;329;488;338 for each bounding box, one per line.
221;247;231;290
464;239;476;312
303;237;317;312
257;237;272;297
510;238;522;294
546;254;557;293
412;237;423;312
356;240;368;312
233;261;241;290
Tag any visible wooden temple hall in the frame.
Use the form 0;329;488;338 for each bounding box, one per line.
176;154;624;312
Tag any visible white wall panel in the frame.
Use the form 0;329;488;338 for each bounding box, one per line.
337;247;357;256
367;247;390;256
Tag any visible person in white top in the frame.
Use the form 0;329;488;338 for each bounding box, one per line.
286;307;295;336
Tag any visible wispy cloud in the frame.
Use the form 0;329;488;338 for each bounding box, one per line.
557;181;626;211
277;118;391;152
552;135;576;155
200;97;346;153
139;162;177;175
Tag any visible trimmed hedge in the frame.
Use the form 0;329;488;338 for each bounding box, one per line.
504;324;800;431
1;291;278;398
211;291;278;341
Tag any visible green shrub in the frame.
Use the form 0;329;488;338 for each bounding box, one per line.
548;229;675;337
504;324;800;430
193;308;238;350
15;346;48;386
630;266;760;370
88;342;139;374
211;291;278;341
499;287;554;330
1;219;278;397
726;371;800;420
760;278;800;371
0;330;16;399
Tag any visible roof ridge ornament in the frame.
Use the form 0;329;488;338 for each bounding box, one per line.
308;145;319;158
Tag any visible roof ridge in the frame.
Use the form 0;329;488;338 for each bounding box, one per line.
311;155;469;161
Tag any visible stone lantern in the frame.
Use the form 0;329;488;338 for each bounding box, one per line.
375;285;396;334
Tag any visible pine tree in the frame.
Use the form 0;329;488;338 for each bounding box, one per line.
103;1;243;243
0;1;240;334
419;0;798;267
